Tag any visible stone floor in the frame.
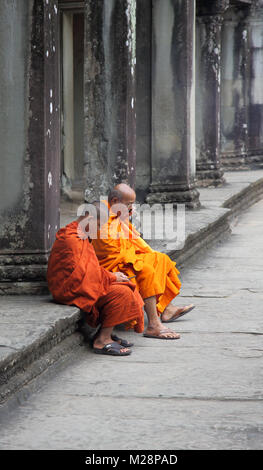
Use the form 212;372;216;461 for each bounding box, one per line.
0;195;262;450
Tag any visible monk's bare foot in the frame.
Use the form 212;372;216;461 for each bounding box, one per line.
144;326;180;339
161;304;195;323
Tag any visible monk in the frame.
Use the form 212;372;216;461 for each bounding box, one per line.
47;202;144;356
92;184;195;340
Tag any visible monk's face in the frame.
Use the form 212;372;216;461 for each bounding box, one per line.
121;191;136;215
110;188;136;220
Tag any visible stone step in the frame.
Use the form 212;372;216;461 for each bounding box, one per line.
0;296;82;405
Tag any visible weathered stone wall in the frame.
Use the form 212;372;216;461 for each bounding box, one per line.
146;0;200;208
0;0;60;292
0;0;31;244
221;5;250;169
2;0;263;293
219;0;263;170
196;0;263;175
247;0;263;166
196;11;225;186
135;0;152;202
84;0;136;202
73;13;85;186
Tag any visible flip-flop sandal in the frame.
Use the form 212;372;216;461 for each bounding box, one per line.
143;329;180;340
111;334;134;348
93;341;132;356
162;305;195;323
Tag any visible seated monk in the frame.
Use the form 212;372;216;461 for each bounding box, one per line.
92;184;195;340
47;201;144;356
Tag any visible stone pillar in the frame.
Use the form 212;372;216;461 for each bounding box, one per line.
196;12;225;186
146;0;200;209
0;0;60;294
62;12;75;183
135;0;152;202
84;0;136;202
220;5;250;170
247;0;263;168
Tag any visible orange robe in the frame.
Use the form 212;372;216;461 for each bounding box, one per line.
47;221;144;332
92;204;181;314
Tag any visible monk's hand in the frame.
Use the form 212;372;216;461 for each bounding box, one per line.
115;272;129;282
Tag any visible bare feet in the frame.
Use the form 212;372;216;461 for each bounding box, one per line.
144;325;180;340
143;295;180;339
161;304;195;323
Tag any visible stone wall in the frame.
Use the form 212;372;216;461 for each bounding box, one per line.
220;5;250;169
0;0;31;246
247;0;263;167
1;0;263;292
84;0;137;202
196;0;263;181
135;0;152;202
0;0;60;293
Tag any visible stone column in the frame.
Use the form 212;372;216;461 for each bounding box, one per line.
135;0;152;202
0;0;60;294
84;0;136;202
247;0;263;168
220;5;250;170
146;0;200;209
196;12;225;186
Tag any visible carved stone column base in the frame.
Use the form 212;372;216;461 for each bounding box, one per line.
0;253;49;295
221;152;248;171
145;183;201;209
196;171;226;187
197;161;225;187
246;152;263;169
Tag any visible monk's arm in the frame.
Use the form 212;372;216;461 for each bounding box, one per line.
92;236;121;260
100;266;117;283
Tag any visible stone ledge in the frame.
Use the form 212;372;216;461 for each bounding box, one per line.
0;332;83;407
173;174;263;267
222;177;263;213
0;296;82;405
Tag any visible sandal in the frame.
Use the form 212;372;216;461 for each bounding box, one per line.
93;341;132;356
111;334;134;348
162;305;195;323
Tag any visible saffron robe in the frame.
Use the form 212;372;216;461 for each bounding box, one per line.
47;221;144;332
92;204;182;314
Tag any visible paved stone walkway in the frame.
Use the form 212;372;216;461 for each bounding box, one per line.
1;199;263;450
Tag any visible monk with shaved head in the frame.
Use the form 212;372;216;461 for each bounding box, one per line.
92;184;195;340
47;201;144;356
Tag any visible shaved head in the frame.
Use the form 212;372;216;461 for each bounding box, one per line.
108;183;136;218
77;200;109;239
115;183;136;199
108;183;136;205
